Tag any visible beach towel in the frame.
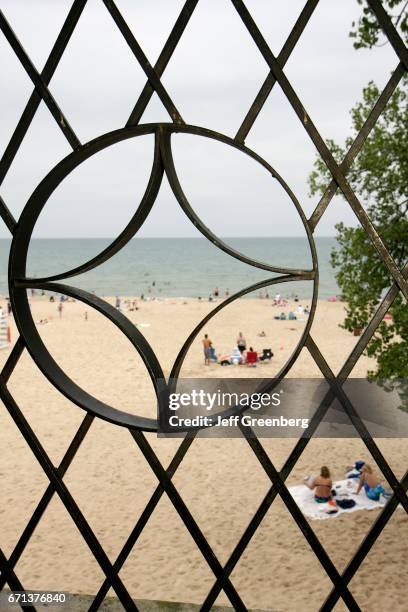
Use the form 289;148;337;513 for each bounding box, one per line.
288;479;390;520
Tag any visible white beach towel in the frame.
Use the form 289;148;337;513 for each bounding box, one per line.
288;479;388;520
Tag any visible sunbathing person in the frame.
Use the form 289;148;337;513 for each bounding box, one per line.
354;463;384;500
304;466;333;503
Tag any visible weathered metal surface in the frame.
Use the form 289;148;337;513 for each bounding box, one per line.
0;1;407;610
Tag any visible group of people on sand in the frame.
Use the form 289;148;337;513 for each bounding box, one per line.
304;463;386;503
202;331;259;366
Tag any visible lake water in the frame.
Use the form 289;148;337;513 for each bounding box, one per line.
0;236;339;299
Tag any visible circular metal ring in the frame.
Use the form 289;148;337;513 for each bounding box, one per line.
9;122;318;431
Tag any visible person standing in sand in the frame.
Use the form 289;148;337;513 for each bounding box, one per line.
304;466;333;503
237;332;246;353
58;302;63;318
202;334;212;365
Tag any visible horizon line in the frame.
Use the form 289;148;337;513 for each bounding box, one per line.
0;235;337;240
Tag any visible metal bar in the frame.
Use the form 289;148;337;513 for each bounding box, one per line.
102;0;184;124
21;129;164;285
127;0;199;126
309;61;406;230
336;260;408;379
1;2;406;608
307;336;408;514
0;337;24;384
0;194;17;234
203;264;408;608
231;0;408;301
240;427;360;610
0;413;94;592
235;0;319;143
0;384;137;610
130;430;246;610
160;126;316;276
0;548;35;612
0;0;87;186
202;383;337;610
0;11;80;150
321;472;408;611
90;432;196;611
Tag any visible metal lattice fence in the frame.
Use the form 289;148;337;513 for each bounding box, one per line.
0;0;407;610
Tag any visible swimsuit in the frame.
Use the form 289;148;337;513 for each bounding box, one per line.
363;481;384;501
314;481;332;503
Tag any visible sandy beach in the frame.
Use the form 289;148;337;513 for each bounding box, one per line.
0;296;406;611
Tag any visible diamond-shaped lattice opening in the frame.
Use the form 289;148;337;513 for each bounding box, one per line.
227;494;335;611
0;101;71;222
0;403;49;560
62;420;160;561
6;351;85;465
117;492;217;605
13;494;107;595
244;82;320;221
113;0;187;73
345;509;408;610
283;0;398;141
49;0;151;142
240;0;311;57
171;436;271;561
305;302;378;378
1;0;406;608
0;31;35;159
0;0;75;69
162;0;267;136
372;438;408;478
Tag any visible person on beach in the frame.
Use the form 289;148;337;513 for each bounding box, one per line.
237;332;246;353
213;287;219;297
304;466;333;503
202;334;212;365
58;302;63;318
115;296;121;309
354;463;385;501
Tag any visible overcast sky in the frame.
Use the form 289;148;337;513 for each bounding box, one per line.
0;0;398;238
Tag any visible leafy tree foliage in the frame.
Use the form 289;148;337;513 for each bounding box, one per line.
350;0;408;48
309;1;408;400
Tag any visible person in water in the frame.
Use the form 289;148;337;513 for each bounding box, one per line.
304;466;333;502
354;463;384;501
